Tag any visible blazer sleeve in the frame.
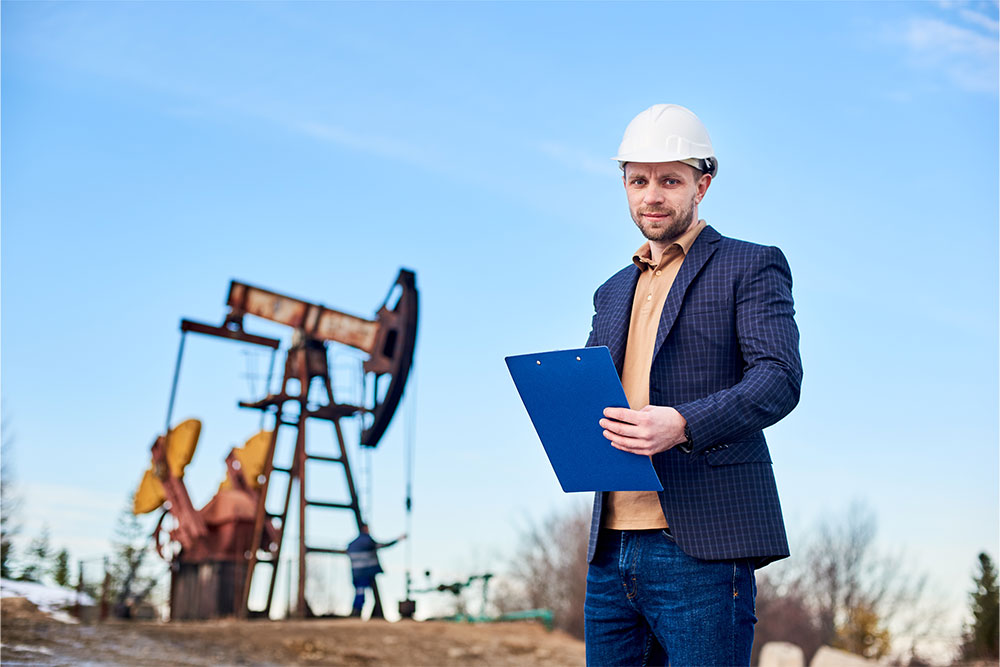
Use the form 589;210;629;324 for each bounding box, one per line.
585;289;599;347
673;245;802;452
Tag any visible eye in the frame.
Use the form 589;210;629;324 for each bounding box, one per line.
664;178;680;186
630;178;647;186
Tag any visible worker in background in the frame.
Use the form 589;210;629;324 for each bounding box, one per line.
346;523;406;618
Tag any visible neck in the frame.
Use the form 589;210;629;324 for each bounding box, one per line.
648;240;669;265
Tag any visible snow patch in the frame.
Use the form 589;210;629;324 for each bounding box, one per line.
1;578;95;623
0;642;55;656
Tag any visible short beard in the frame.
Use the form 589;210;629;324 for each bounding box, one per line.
632;195;697;244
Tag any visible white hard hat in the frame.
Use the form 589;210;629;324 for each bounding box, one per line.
613;104;718;178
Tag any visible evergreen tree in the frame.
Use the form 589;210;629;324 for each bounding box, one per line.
1;413;21;579
0;533;12;578
962;552;999;660
109;494;156;617
52;548;72;588
18;524;51;583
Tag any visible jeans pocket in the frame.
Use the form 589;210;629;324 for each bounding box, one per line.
660;529;675;543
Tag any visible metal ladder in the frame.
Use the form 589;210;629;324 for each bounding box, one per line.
238;343;382;619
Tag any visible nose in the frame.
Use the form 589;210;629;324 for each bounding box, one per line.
642;186;665;206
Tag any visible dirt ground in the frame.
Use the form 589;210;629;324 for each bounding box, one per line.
1;597;585;666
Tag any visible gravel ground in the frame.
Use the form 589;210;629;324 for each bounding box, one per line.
1;597;585;666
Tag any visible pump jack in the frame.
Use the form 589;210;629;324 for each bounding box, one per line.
134;270;417;620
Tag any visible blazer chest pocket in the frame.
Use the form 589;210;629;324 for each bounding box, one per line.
704;435;772;466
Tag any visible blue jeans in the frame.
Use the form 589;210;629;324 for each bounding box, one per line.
585;529;757;666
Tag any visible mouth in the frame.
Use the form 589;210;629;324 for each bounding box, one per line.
641;212;670;221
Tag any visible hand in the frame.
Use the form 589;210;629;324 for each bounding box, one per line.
600;405;688;456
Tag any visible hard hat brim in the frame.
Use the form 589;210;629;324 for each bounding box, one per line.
612;154;718;178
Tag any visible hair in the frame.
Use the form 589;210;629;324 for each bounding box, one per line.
686;162;708;181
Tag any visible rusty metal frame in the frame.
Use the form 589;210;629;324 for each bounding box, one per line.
153;269;417;621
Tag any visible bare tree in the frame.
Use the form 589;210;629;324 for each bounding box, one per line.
754;502;945;663
501;500;942;660
753;570;824;664
803;503;943;660
497;503;591;639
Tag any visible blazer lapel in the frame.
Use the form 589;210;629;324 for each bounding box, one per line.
652;225;721;359
606;266;640;376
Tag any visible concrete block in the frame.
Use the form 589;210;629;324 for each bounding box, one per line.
810;646;878;667
759;641;805;667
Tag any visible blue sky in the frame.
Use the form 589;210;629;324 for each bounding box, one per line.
2;0;997;641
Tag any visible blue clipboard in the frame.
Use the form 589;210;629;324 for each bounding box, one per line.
505;346;663;493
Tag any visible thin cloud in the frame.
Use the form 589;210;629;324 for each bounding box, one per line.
294;120;439;172
896;3;999;93
959;6;1000;32
905;17;997;57
538;141;618;177
6;4;440;175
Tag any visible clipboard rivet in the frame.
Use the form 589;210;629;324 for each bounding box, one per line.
536;360;541;365
576;356;581;361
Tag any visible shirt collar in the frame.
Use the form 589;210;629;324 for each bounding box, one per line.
632;219;707;270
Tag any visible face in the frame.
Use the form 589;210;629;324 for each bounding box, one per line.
623;162;709;244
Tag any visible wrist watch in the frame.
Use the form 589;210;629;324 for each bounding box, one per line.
677;425;694;454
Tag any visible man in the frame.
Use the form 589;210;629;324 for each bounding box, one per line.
345;523;405;618
584;104;802;666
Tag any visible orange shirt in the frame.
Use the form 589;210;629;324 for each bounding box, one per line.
603;219;706;530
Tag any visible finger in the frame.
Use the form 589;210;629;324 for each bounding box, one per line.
610;440;652;456
603;407;640;424
600;418;642;438
603;430;650;454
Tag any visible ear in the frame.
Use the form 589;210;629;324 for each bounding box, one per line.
696;173;712;201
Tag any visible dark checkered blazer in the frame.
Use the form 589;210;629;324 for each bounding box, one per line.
585;225;801;567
